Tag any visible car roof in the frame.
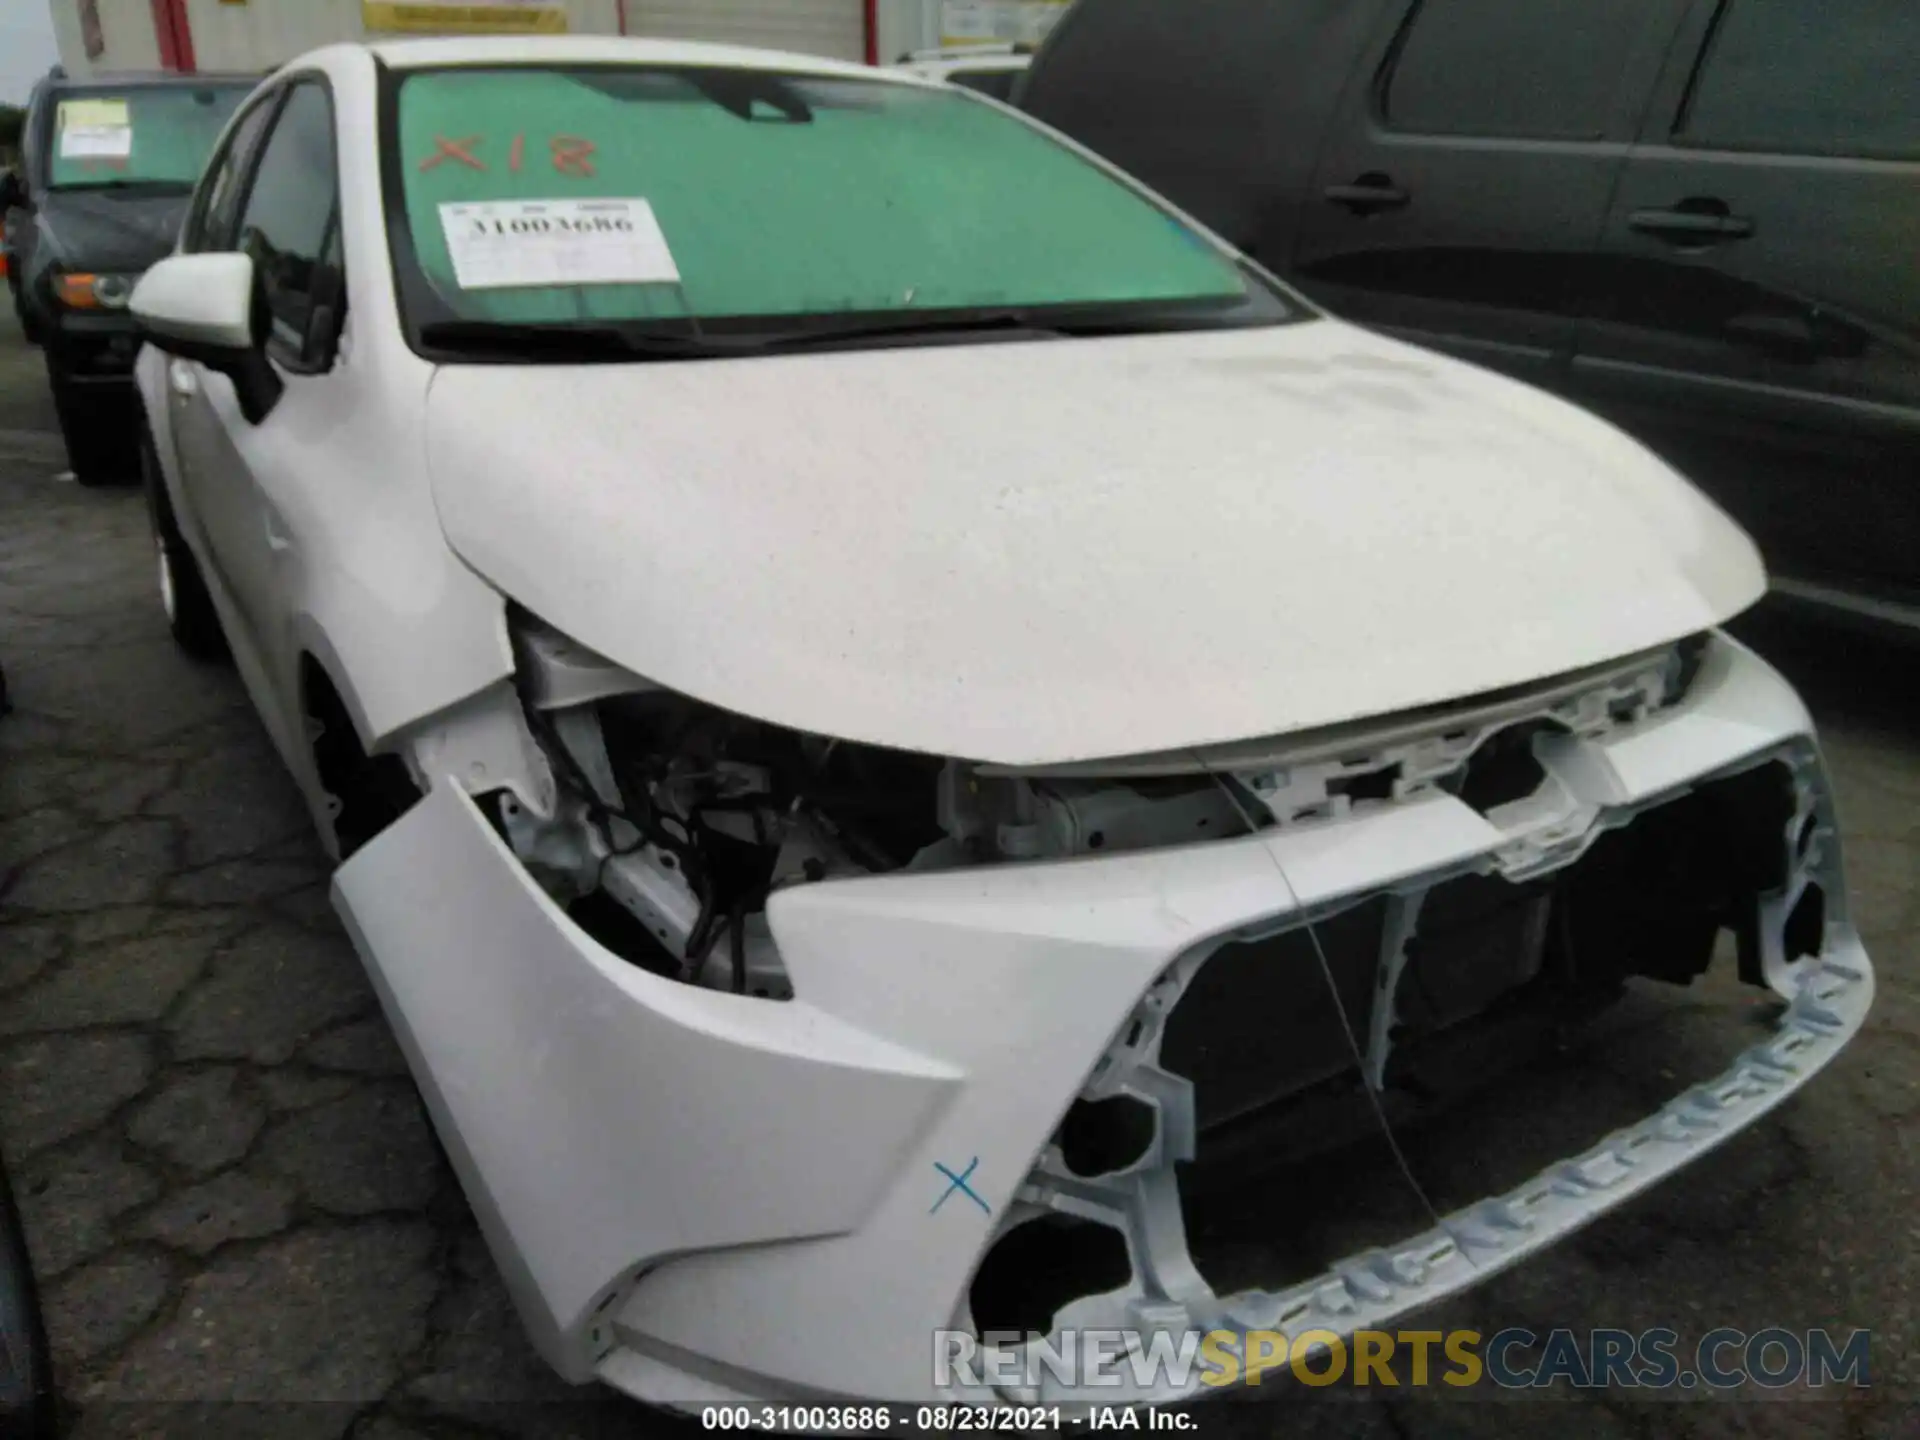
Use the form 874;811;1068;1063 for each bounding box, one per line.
897;55;1032;78
41;72;262;99
359;33;893;82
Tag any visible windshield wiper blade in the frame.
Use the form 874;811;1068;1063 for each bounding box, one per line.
56;179;191;193
419;320;731;360
756;310;1067;351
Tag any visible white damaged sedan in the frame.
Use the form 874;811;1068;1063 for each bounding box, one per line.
129;35;1872;1411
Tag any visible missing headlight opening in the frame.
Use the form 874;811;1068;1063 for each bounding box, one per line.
485;611;1266;999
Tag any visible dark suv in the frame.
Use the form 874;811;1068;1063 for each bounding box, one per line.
1020;0;1918;629
2;69;258;484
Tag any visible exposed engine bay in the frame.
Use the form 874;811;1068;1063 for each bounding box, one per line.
479;612;1730;1064
481;613;1290;1000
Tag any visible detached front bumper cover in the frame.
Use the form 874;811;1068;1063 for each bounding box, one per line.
331;633;1872;1407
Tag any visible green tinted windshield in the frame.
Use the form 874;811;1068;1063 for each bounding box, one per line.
47;84;252;190
390;66;1270;331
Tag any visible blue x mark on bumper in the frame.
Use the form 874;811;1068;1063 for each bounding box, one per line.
932;1157;990;1216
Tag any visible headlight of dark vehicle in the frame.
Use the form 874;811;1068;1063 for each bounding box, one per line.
52;270;138;311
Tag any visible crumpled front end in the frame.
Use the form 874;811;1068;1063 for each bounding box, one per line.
332;629;1871;1406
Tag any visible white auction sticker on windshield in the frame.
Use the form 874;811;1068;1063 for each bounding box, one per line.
438;198;681;291
58;98;134;159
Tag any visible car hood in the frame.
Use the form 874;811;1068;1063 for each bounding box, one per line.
424;318;1765;768
32;189;191;272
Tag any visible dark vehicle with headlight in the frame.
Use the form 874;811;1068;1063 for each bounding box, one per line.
4;69;256;484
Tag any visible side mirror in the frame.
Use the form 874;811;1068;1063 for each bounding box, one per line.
130;252;283;423
0;170;24;212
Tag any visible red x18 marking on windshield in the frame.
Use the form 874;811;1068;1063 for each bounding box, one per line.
418;133;600;176
550;135;597;176
419;134;486;172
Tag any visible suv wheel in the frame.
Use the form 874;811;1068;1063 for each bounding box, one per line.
47;361;135;487
9;286;39;347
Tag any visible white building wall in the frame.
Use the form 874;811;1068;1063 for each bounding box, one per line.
621;0;866;61
50;0;165;76
874;0;937;64
182;0;381;72
50;0;883;76
181;0;629;71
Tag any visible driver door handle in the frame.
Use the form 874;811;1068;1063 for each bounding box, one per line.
1724;311;1841;362
169;361;198;399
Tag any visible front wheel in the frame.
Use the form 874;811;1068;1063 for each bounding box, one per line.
142;432;228;662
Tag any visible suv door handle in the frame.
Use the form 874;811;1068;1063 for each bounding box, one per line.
1725;312;1832;361
1628;203;1755;243
1325;175;1410;215
169;361;199;398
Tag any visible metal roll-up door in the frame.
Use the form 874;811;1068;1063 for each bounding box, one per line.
623;0;867;61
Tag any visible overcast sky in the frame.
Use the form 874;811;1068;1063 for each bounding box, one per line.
2;0;60;106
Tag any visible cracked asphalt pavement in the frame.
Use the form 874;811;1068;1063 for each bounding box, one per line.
1;309;1915;1440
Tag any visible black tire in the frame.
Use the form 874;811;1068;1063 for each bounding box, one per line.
141;429;229;663
46;362;135;487
0;1149;58;1440
305;668;420;859
8;279;40;347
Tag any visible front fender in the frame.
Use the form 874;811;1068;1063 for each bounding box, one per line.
135;344;193;538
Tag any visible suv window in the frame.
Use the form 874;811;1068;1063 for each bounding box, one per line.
43;83;251;191
1385;0;1657;140
1677;0;1918;160
231;83;341;367
186;94;280;252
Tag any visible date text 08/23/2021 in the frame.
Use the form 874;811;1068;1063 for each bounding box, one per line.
695;1326;1871;1431
701;1407;1192;1433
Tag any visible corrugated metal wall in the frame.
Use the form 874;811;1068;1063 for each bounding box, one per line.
47;0;873;75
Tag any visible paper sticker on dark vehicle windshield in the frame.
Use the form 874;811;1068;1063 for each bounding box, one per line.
58;98;134;159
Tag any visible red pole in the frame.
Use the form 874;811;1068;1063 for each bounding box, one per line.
150;0;179;69
864;0;879;63
149;0;197;71
173;0;198;73
616;0;629;34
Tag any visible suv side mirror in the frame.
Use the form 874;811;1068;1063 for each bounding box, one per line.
0;171;25;212
130;252;284;423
